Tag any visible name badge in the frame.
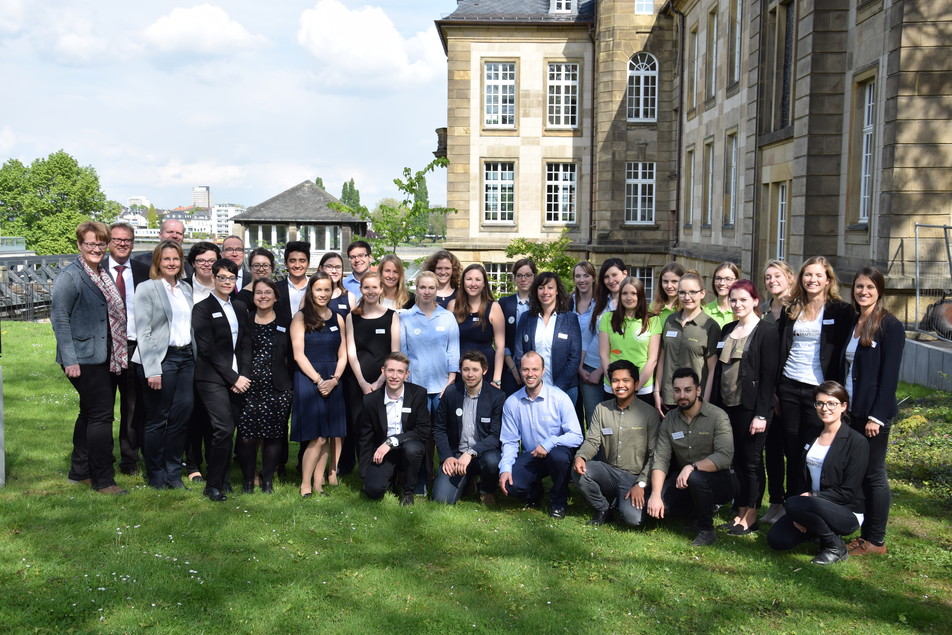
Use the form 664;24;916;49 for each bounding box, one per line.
601;428;613;436
822;319;835;325
456;408;463;416
871;341;877;348
436;326;446;332
375;328;385;334
508;316;515;324
276;325;287;333
804;443;811;450
338;303;347;310
480;417;491;423
716;341;725;349
671;431;685;440
472;316;479;322
524;334;529;342
413;328;422;336
557;332;568;340
402;407;412;413
666;330;679;338
212;312;223;318
329;326;338;332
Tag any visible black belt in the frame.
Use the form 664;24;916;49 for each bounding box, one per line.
169;345;192;352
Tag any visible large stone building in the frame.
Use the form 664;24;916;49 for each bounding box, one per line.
436;0;952;318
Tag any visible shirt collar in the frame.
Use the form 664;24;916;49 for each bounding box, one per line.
385;387;405;404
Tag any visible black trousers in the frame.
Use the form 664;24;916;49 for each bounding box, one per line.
361;439;426;499
117;341;143;472
197;380;243;491
763;410;787;505
852;420;892;545
659;468;736;531
185;384;212;475
725;405;768;508
777;377;822;497
67;363;119;490
337;368;361;476
767;495;859;550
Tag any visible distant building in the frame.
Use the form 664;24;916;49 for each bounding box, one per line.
212;204;246;237
127;195;151;210
230;180;367;262
192;186;211;210
164;209;192;222
187;209;213;236
119;211;148;229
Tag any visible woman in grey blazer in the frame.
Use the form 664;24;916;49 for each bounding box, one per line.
51;222;128;495
132;240;194;489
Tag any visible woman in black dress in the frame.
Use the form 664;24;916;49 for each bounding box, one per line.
448;264;505;388
236;278;293;494
421;249;461;308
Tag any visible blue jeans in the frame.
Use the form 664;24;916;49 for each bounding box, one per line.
139;348;194;488
431;449;501;504
579;374;610;431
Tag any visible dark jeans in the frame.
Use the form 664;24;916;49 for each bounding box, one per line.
573;460;646;526
138;348;194;488
777;376;823;497
185;385;211;475
117;340;144;472
505;445;577;510
725;405;768;508
853;420;892;544
362;439;426;499
197;380;243;491
578;376;610;431
763;410;787;505
431;449;501;504
66;363;119;490
338;369;361;476
659;468;736;531
767;495;859;550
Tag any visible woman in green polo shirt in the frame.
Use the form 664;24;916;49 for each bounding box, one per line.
703;261;741;328
598;277;662;406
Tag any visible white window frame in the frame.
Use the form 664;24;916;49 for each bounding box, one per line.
627;53;658;122
633;266;654;302
706;8;718;98
703;141;715;226
484;62;516;128
729;0;743;85
725;133;738;226
483;161;515;223
625;162;656;225
776;182;788;261
685;149;695;226
550;0;573;13
485;263;510;296
545;162;577;224
635;0;654;14
547;62;580;129
688;27;699;110
859;80;876;223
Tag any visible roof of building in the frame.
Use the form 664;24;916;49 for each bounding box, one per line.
231;180;365;225
439;0;595;23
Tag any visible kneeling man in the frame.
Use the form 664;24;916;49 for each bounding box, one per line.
432;350;505;505
646;367;736;545
499;351;582;519
573;360;660;526
358;352;430;505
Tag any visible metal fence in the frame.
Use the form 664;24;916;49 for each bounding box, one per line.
0;255;74;321
914;223;952;342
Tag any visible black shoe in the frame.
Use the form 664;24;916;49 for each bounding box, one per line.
691;530;717;546
188;474;206;484
203;487;227;502
549;507;566;520
728;522;760;536
167;481;189;490
242;481;255;494
120;466;140;476
811;537;848;565
400;492;415;506
261;481;274;494
221;482;233;494
718;520;737;531
587;509;612;526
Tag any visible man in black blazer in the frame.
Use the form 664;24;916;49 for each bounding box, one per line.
107;222;151;475
274;241;311;322
192;258;252;501
221;235;252;293
432;350;505;505
358;352;430;505
132;219;194;276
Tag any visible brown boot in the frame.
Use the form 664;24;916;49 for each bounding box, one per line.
848;538;888;556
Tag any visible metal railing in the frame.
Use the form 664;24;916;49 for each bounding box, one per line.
0;255;74;321
914;223;952;342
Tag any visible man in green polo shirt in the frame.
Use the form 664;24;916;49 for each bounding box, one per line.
647;367;736;546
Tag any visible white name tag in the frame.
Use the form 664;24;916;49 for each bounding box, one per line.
472;316;479;322
508;316;515;324
413;328;421;335
666;330;679;338
456;408;463;416
804;443;811;450
480;417;491;423
375;328;385;334
329;326;338;332
402;407;412;413
871;341;877;348
338;303;347;310
557;332;568;340
671;431;685;440
436;326;446;332
716;341;725;349
601;428;613;436
822;319;835;325
212;312;223;318
276;325;287;333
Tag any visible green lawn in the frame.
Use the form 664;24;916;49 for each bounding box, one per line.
1;320;950;633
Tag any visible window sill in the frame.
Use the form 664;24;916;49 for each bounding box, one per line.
847;222;869;232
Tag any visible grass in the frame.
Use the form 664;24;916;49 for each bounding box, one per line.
1;320;950;633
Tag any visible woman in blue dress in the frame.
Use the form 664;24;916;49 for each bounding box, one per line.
448;264;505;388
291;272;348;497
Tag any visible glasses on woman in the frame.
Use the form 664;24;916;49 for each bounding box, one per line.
250;263;272;271
677;289;703;297
215;275;237;283
814;400;841;410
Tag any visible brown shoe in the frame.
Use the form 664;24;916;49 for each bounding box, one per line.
848;538;887;556
479;492;497;507
68;478;92;487
96;485;129;495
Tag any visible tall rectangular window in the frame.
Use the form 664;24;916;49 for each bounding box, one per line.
485;62;516;128
625;162;656;224
635;0;654;14
627;53;658;122
762;1;795;132
706;8;718;98
859;80;876;223
684;149;695;226
545;163;577;224
633;266;654;302
703;141;715;226
484;162;515;223
485;263;511;296
728;0;743;85
688;27;699;110
547;63;579;129
725;132;738;226
776;182;788;261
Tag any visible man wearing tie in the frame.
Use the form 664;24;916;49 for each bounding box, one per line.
107;222;150;475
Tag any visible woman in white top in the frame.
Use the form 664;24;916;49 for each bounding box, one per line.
379;253;413;310
767;381;869;566
133;240;194;490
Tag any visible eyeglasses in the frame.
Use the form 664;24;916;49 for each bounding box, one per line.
514;273;534;280
250;263;273;271
110;238;133;246
677;289;703;297
215;275;237;283
814;400;842;410
81;242;108;250
222;247;243;254
194;258;217;266
322;264;343;271
348;253;369;260
714;277;737;284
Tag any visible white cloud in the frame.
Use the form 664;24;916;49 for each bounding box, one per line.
53;26;110;65
141;4;268;57
297;0;444;88
0;0;24;36
155;159;248;188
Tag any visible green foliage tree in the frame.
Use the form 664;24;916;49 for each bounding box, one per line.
407;174;430;241
147;204;159;229
315;176;325;189
340;178;361;211
0;150;111;254
504;228;577;291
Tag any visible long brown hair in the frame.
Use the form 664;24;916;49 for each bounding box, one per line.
649;261;684;317
611;277;650;336
591;258;628;332
421;250;462;290
379;253;410;308
852;266;891;347
454;264;494;330
319;252;348;295
302;272;333;332
786;256;843;320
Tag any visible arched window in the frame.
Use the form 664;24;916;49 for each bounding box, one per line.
627;52;658;122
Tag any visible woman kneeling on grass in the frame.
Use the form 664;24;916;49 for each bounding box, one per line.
767;381;868;565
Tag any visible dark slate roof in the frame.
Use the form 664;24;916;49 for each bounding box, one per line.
231;181;364;225
440;0;595;23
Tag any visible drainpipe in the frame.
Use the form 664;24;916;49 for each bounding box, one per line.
671;2;685;250
587;13;598;259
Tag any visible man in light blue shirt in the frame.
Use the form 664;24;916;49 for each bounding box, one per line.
342;240;372;300
499;351;583;519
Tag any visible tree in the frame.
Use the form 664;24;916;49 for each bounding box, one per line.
408;174;430;241
340;178;361;211
147;204;159;229
504;228;577;291
315;176;325;189
330;158;455;256
0;150;111;255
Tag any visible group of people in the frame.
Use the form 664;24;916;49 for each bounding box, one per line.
52;219;904;565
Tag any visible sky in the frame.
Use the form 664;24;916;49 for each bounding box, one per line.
0;0;456;210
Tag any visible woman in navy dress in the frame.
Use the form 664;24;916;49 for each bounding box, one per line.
319;251;354;318
448;264;505;388
291;272;348;497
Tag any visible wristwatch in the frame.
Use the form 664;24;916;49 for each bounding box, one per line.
637;481;647;488
466;449;478;457
690;462;698;472
386;436;399;448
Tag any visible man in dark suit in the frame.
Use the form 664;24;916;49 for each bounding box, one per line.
191;258;252;502
107;222;151;475
432;350;505;505
274;241;311;322
358;352;430;505
221;235;251;293
133;219;193;276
